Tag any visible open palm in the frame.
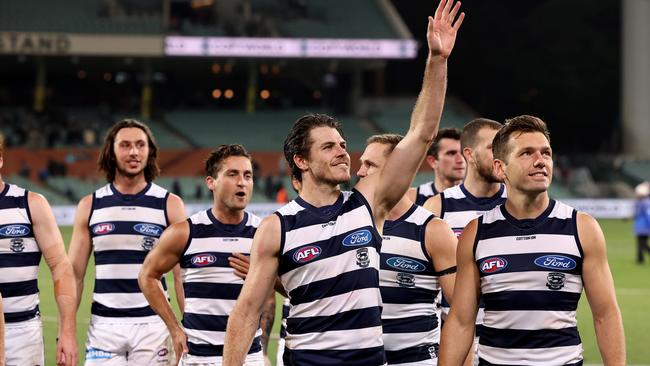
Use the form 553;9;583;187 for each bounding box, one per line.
428;0;464;59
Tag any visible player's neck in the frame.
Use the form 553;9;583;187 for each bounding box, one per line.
0;179;4;192
112;173;148;195
463;171;501;198
387;195;412;221
211;206;245;225
299;178;341;208
504;189;550;220
434;176;461;192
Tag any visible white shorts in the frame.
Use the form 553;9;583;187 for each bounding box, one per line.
84;319;174;365
4;317;44;366
179;350;264;366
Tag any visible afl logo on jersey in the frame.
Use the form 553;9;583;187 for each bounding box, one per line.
293;245;321;263
92;223;115;235
191;253;217;267
134;223;163;237
0;224;30;237
342;230;371;247
480;257;508;274
534;255;577;271
387;257;426;272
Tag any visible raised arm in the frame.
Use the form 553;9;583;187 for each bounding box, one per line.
439;218;479;366
577;213;625;365
139;220;190;361
224;214;281;365
357;0;464;219
425;218;457;302
29;192;78;366
165;193;187;312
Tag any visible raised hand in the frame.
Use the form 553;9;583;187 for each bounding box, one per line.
428;0;464;59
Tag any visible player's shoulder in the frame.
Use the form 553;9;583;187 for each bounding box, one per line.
441;184;464;199
246;211;263;228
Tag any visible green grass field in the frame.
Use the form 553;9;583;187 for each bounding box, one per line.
37;219;649;365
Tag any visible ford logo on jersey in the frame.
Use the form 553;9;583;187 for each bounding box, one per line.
92;223;115;235
534;255;577;271
387;257;426;272
0;224;30;237
293;245;321;263
133;223;163;237
191;253;217;266
480;257;508;274
342;230;371;247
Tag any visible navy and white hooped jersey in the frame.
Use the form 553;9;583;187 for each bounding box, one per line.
438;183;506;326
474;200;584;365
88;182;169;322
415;182;438;206
0;184;41;323
180;209;262;357
380;204;441;365
440;183;507;237
277;190;385;366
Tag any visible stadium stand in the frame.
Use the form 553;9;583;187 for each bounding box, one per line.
164;109;374;151
0;0;162;34
5;175;72;205
622;160;650;182
366;97;475;135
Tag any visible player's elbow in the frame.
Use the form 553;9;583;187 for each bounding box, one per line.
137;267;159;295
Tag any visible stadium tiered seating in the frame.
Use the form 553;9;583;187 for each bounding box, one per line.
622;160;650;182
47;176;100;200
0;0;162;34
371;98;473;135
164;109;374;151
261;0;398;39
6;175;72;205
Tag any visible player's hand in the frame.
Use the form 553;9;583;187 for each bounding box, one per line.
56;331;78;366
170;327;189;365
264;355;273;366
428;0;465;59
228;252;251;280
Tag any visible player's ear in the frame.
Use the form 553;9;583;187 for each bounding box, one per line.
493;158;506;182
205;175;216;191
425;155;436;169
462;147;473;164
294;154;308;171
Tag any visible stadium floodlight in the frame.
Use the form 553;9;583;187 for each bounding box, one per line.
164;36;418;59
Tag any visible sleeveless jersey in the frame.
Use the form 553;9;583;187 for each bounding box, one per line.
380;204;441;365
180;209;262;357
415;182;438;206
439;183;507;327
474;200;584;365
89;182;169;321
276;190;385;366
440;183;507;237
0;184;41;323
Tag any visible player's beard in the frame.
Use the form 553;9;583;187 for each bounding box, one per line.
116;163;146;179
476;160;501;184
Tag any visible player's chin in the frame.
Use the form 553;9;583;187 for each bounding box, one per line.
335;173;351;184
524;184;549;195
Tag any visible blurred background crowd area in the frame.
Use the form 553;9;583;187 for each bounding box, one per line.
1;0;648;206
